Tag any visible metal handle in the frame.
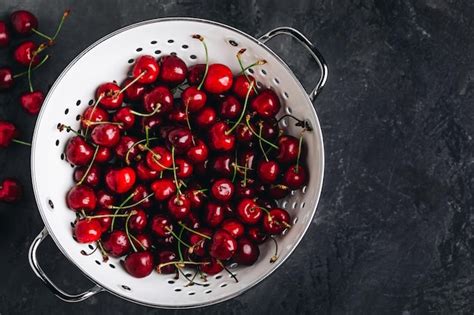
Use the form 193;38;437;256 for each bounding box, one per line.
258;27;328;102
28;227;103;302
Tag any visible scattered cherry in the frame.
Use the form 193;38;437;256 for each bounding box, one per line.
0;178;22;203
10;10;38;35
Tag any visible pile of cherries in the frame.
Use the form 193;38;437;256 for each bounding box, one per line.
64;36;309;281
0;9;69;204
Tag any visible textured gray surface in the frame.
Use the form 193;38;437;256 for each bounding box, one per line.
0;0;473;314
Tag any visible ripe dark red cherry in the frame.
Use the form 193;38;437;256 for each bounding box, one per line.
276;135;299;163
194;106;216;129
0;178;22;203
81;106;109;129
136;161;159;181
182;86;207;112
175;158;193;178
95;146;112;163
283;165;307;189
235;180;256;199
204;64;233;94
146;146;172;172
96;82;123;109
268;184;291;199
0;21;10;48
124;251;154;278
105;167;136;194
209;229;237;261
201;257;224;275
260;119;279;139
238;149;257;171
204;202;224;227
218;95;242;119
114;135;138;161
156;250;177;274
113;107;136;130
187;139;208;164
65;136;93;166
247;226;267;244
102;230;131;257
236;198;262;225
232;74;257;100
151;214;173;237
188;227;212;257
96;190;115;209
122;78;147;102
141;114;163;132
66;185;97;212
167;128;193;154
132;55;159;84
0;120;18;148
0;67;14;90
133;234;152;251
167;194;191;220
14;41;39;66
233;237;259;265
211;178;234;202
210;154;232;177
143;85;173;114
185;186;207;209
263;208;291;235
151;178;176;201
131;185;153;208
158;55;188;85
10;10;38;35
94;208;113;232
128;209;148;232
235;123;254;143
73;164;101;187
250;89;281;118
221;219;245;239
91;123;121;147
208;122;235;152
74;219;102;243
257;160;280;184
187;64;205;86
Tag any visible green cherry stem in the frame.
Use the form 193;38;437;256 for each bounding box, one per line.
86;212;135;220
110;192;136;232
269;237;279;263
12;139;31;146
76;146;99;186
84;94;105;137
177;222;211;240
125;211;138;252
177;226;185;261
258;124;269;162
236;48;261;95
13;54;49;79
193;34;208;90
171;146;181;195
129;234;147;251
157;261;208;272
295;130;305;173
109;192;155;210
225;81;255;135
130;103;161;117
166;226;191;249
245;116;279;149
125;137;158;165
144;145;175;171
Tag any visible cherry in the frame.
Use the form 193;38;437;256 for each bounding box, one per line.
141;114;163;132
94;208;112;232
150;214;173;237
0;21;10;47
200;257;224;275
167;194;191;220
236;198;262;225
0;67;14;90
221;219;245;239
233;237;259;265
96;190;115;209
95;146;112;163
143;86;173;114
260;119;279;139
122;78;146;102
204;64;233;94
136;161;159;181
257;160;280;184
0;178;22;203
167;128;193;154
113;107;135;130
235;179;256;199
151;178;176;201
208;122;235;152
0;120;18;148
218;95;242;119
74;219;102;243
186;139;208;164
73;164;101;186
133;234;152;251
132;55;159;84
235;123;254;143
247;226;267;244
146;146;172;172
193;106;216;129
232;74;256;100
268;184;290;199
238;149;257;171
188;227;212;257
182;86;207;112
66;185;97;212
276;135;299;163
185;188;206;209
128;209;148;233
81;106;109;129
114;135;138;161
105;167;136;194
131;185;153;208
210;154;232;177
211;178;234;202
102;230;131;257
204;202;224;227
250;89;281;118
262;208;291;235
10;10;38;35
156;250;177;274
90;123;121;147
13;41;39;66
168;105;188;125
187;64;205;85
283;165;307;189
209;229;237;261
175;158;193;179
65;136;93;166
96;82;123;109
123;251;154;278
158;55;188;85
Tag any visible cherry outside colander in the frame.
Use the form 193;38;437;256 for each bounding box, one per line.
27;17;328;308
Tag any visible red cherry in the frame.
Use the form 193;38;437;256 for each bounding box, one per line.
235;123;254;143
136;161;159;181
0;120;18;148
268;184;291;199
133;234;152;251
81;106;109;129
102;230;131;257
232;74;256;99
143;86;173;114
218;95;242;119
91;123;121;147
0;67;14;90
151;178;176;201
95;146;112;163
151;214;173;237
211;178;234;202
204;64;233;94
235;179;256;199
185;188;207;209
0;178;22;203
0;21;11;47
193;106;216;129
186;139;208;164
123;251;154;278
74;219;102;243
175;158;193;179
262;208;291;235
96;82;123;109
236;198;262;225
145;146;172;172
238;150;257;171
208;122;235;152
167;128;193;154
156;250;177;274
128;209;148;233
283;165;307;189
204;202;224;227
141;114;163;132
209;229;237;261
257;160;280;184
121;78;147;102
167;194;190;220
158;55;188;85
10;10;38;35
94;208;112;232
65;136;93;166
201;257;224;275
132;55;159;84
13;41;39;66
114;135;138;161
131;185;153;208
221;219;245;239
276;135;299;164
182;86;207;112
96;190;115;209
105;167;136;194
250;89;281;118
260;119;279;139
188;227;212;257
210;154;232;177
247;226;267;244
113;107;135;130
73;164;101;187
168;104;188;125
233;237;259;265
187;64;205;85
66;185;97;212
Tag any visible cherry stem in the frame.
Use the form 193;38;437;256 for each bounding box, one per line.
194;188;208;194
125;211;138;252
86;211;136;220
236;49;260;95
218;260;239;283
171;146;181;195
110;192;136;231
178;222;211;240
177;226;185;261
130;234;147;251
51;10;70;42
245;116;279;149
258;124;269;162
295;131;304;173
270;237;279;263
32;28;52;41
84;94;104;137
58;124;83;138
13;54;49;78
80;246;98;256
12;139;31;146
119;71;146;94
109;192;154;210
231;152;238;183
184;270;201;287
85;121;123;127
125;137;158;165
226;81;255;135
193;34;208;90
184;102;194;145
97;240;109;262
241;60;267;73
157;261;208;272
130;103;161;117
241;166;248;187
144;145;175;171
166;226;191;250
76;146;99;186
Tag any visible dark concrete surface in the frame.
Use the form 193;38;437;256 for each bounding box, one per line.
0;0;473;314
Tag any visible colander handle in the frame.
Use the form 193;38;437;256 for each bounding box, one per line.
28;227;104;302
258;27;328;102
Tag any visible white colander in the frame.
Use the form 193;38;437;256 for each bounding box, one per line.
28;17;328;308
